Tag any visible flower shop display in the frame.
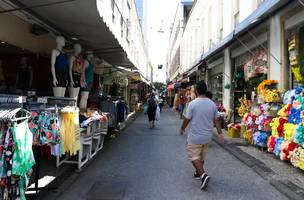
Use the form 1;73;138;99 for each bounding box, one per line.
227;123;241;138
242;80;280;148
238;79;304;171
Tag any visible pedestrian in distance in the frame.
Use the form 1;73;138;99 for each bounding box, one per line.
146;93;158;129
180;81;224;190
206;91;213;100
158;97;164;112
179;90;186;119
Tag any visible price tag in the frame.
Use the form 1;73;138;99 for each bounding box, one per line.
37;97;48;104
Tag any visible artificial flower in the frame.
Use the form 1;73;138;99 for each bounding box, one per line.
280;140;299;161
284;123;297;141
274;137;284;157
267;135;277;153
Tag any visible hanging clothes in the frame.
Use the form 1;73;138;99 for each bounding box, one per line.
0;120;35;200
60;107;80;156
29;111;61;145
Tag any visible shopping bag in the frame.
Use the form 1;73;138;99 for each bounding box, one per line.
143;105;148;114
155;106;160;121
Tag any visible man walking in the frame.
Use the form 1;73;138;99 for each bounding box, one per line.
180;81;224;190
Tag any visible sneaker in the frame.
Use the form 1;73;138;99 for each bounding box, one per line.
194;173;201;180
200;173;210;190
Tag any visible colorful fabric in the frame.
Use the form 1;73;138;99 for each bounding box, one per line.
12;121;35;176
0;121;34;200
29;111;61;145
72;55;84;73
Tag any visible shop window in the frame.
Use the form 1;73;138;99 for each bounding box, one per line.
232;46;268;122
0;42;52;95
286;27;304;89
210;73;223;103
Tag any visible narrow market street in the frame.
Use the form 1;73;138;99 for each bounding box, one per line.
50;108;288;200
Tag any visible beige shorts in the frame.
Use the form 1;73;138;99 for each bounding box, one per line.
186;143;209;161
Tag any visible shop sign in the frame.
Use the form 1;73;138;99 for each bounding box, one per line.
112;76;128;86
130;84;138;89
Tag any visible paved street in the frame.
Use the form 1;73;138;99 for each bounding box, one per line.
54;109;288;200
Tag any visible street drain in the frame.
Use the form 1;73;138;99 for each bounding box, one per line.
87;181;126;200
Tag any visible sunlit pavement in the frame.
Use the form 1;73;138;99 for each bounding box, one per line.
47;108;288;200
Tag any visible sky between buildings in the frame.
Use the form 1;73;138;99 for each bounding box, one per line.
144;0;178;83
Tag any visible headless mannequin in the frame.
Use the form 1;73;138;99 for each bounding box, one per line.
69;43;83;99
51;36;68;97
79;52;94;109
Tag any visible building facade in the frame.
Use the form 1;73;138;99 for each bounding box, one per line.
167;0;300;117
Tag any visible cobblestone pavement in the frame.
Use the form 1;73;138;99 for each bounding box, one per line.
52;108;289;200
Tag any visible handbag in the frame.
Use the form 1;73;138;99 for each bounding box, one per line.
143;104;148;114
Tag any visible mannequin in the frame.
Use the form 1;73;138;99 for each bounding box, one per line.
79;52;95;109
69;43;84;99
51;36;68;97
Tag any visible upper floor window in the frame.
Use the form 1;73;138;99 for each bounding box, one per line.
218;0;223;41
233;0;240;27
111;0;115;22
257;0;265;7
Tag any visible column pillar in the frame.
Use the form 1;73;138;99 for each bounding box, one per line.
223;48;231;111
269;15;283;88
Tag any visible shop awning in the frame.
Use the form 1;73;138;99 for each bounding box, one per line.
7;0;136;69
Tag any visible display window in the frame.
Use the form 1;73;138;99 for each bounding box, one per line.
232;46;268;122
285;24;304;88
209;73;223;103
0;42;52;95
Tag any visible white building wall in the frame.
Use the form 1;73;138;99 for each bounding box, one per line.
179;0;264;73
97;0;150;81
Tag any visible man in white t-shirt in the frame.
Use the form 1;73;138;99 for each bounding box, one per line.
180;81;224;190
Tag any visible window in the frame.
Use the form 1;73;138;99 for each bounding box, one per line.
257;0;265;7
120;16;124;37
208;6;212;49
111;0;115;23
233;0;240;27
218;0;223;41
201;18;205;52
126;19;130;43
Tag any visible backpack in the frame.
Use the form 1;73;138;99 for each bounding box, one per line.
148;98;157;107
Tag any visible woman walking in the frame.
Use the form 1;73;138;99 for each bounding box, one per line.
147;93;158;129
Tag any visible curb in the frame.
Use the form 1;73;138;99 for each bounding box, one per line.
213;137;304;199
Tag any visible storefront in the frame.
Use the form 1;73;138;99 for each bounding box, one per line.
0;1;149;198
281;5;304;89
230;27;269;122
207;57;224;104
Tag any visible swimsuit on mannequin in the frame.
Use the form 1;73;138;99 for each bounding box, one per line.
54;50;68;87
81;61;94;91
71;55;84;88
52;36;67;97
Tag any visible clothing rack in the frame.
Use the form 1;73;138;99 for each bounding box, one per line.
0;94;26;104
25;97;76;198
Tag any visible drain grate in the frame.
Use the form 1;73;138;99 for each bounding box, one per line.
87;181;126;200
